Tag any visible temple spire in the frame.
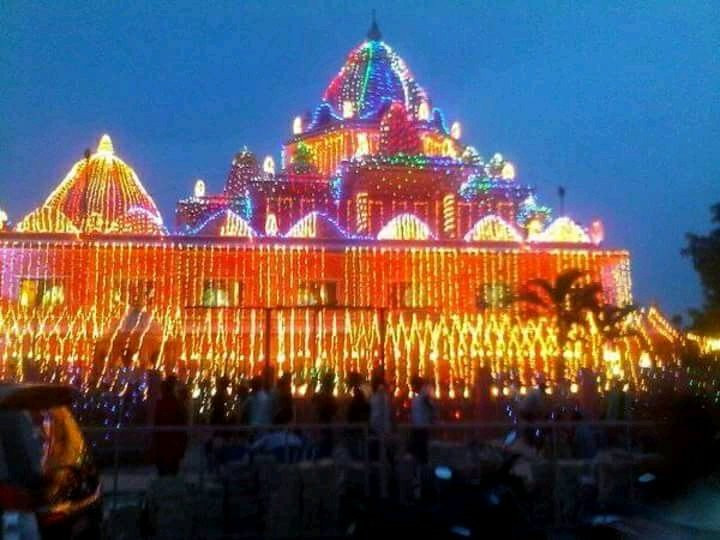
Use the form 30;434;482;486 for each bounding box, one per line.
367;10;382;41
96;134;114;155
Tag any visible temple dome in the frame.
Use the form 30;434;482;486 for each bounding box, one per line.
35;134;162;233
322;19;428;121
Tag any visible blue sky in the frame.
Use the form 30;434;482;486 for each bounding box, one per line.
1;1;718;317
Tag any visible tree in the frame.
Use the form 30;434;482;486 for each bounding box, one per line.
517;269;603;381
591;303;637;372
683;203;720;334
594;304;636;341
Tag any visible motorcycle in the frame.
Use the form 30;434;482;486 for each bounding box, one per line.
347;431;544;539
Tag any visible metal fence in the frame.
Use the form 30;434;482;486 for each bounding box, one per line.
85;421;663;538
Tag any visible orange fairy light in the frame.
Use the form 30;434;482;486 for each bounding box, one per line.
0;20;678;396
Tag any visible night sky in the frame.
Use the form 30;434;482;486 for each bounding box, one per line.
1;2;718;318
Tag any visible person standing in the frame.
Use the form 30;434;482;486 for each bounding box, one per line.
347;384;370;424
247;375;273;427
207;376;230;470
145;369;163;426
273;373;294;425
409;376;435;464
313;373;338;424
369;375;392;461
210;376;230;426
313;373;338;458
347;380;370;460
153;376;188;476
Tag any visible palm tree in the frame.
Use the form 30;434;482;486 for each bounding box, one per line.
517;269;603;382
591;303;637;373
594;303;637;342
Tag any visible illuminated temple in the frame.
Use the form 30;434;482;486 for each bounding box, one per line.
0;21;678;396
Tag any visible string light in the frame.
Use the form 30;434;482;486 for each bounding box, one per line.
285;211;348;239
263;156;276;176
293;116;303;135
377;213;434;240
450;121;462;140
17;134;162;234
464;215;523;242
194;179;206;198
0;21;666;399
535;217;591;244
0;237;648;396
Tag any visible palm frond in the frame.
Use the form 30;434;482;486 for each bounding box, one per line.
555;269;586;302
524;278;555;304
515;291;550;312
573;282;603;312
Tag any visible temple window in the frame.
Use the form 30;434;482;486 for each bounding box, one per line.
201;279;243;307
298;281;338;306
476;283;512;310
389;282;428;308
18;278;65;308
113;279;155;307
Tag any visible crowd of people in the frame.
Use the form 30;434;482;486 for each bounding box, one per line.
130;361;720;538
146;368;447;476
140;359;720;473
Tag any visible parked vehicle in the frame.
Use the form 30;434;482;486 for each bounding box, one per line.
0;384;102;539
349;431;540;539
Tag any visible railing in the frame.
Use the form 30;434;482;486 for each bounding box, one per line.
84;421;663;538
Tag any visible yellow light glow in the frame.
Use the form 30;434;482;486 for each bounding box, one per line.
355;132;370;158
342;100;355;119
603;349;621;363
263;156;276;175
535;217;591;244
355;192;369;234
377;214;433;241
442;138;457;158
293;116;303;135
97;134;114;155
15;206;79;234
450;121;461;140
219;211;256;238
442;194;456;237
285;212;319;238
501;162;516;181
265;213;279;236
194;179;206;198
526;218;544;241
418;101;430;121
464;215;523;242
590;220;605;245
20;134;161;234
638;351;652;368
0;234;645;395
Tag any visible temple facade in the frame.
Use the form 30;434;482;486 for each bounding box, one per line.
0;21;666;395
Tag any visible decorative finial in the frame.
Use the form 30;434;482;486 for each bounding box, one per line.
96;134;114;155
367;10;382;41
